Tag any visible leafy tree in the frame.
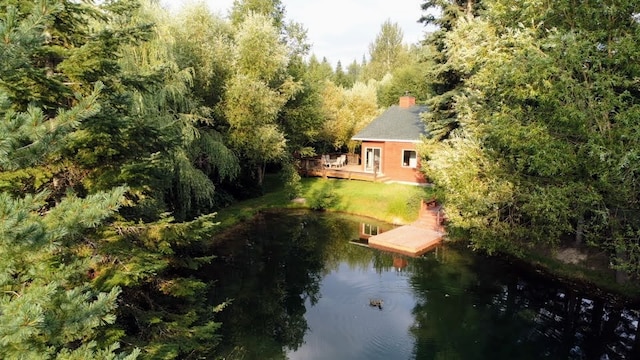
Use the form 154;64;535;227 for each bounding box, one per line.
229;0;285;29
224;13;299;186
362;19;409;80
306;54;334;83
422;0;640;279
320;80;379;153
279;57;324;157
377;46;433;107
170;2;235;113
120;1;239;221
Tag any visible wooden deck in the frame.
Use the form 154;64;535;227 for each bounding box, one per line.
298;157;390;182
368;201;445;257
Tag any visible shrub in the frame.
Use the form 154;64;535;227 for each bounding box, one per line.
281;163;302;200
307;181;337;211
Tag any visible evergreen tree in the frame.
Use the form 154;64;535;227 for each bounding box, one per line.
0;5;137;358
2;2;228;358
419;0;484;140
333;60;351;88
346;59;362;86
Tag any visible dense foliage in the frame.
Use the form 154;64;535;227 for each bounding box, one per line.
0;0;326;358
421;0;640;279
2;0;426;357
3;0;638;358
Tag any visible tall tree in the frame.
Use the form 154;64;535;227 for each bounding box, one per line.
229;0;285;29
0;3;138;358
333;60;351;87
362;19;408;80
423;0;640;278
320;80;379;153
224;13;299;186
2;2;230;358
419;0;484;141
346;59;363;85
279;55;323;156
307;55;335;83
377;46;433;107
122;1;239;221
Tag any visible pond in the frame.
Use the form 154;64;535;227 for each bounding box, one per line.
200;210;640;359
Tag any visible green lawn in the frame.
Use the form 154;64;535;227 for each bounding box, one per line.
212;175;435;232
298;177;431;223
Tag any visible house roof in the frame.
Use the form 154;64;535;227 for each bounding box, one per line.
352;104;428;143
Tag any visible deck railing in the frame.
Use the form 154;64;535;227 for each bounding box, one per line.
297;154;387;182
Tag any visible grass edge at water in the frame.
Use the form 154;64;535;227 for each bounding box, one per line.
211;175;640;301
212;176;433;234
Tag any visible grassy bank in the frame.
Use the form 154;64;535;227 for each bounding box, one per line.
212;176;434;232
210;175;640;300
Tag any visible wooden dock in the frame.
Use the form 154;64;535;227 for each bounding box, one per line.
368;201;445;257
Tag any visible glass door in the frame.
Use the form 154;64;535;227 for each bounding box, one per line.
364;147;381;173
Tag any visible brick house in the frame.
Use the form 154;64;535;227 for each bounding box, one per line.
351;95;428;184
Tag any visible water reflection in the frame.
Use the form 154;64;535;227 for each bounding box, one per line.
200;210;639;359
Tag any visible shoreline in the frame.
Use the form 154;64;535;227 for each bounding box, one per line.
209;177;640;302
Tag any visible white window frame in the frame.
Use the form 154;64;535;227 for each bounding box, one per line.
364;147;382;173
362;223;379;236
401;149;418;168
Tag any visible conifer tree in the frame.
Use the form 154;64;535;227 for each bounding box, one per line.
419;0;484;140
2;2;227;358
346;59;362;85
333;61;351;88
0;3;140;358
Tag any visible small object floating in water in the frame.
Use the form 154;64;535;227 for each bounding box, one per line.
369;299;384;309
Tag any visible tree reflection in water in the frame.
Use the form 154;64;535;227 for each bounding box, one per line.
200;210;358;359
199;210;639;359
409;248;640;359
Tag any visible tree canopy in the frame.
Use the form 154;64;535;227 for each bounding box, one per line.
3;0;640;358
420;0;640;278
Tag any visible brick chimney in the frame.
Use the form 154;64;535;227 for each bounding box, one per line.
399;94;416;108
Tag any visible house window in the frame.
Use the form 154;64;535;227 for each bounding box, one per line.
363;223;379;236
402;150;417;168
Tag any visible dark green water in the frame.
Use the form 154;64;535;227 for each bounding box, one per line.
200;210;639;359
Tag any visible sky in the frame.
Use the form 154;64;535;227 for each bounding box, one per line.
160;0;431;68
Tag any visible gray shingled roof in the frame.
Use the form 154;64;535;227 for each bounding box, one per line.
352;105;428;142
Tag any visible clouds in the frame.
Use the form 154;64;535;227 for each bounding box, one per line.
161;0;429;67
286;0;427;66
